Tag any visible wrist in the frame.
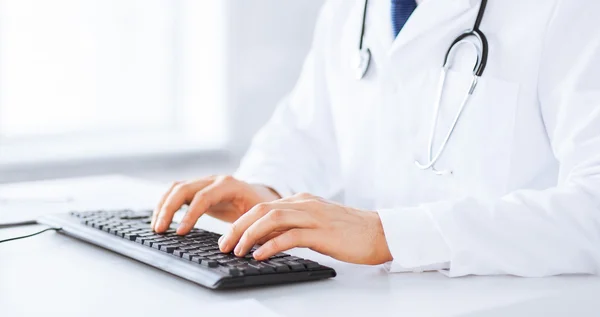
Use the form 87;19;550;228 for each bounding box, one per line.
366;210;393;264
250;184;282;201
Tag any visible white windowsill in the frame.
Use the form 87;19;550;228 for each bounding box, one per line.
0;130;227;167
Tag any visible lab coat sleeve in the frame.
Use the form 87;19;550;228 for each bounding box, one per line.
234;3;342;199
380;0;600;277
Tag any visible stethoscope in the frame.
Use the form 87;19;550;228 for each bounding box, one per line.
355;0;489;175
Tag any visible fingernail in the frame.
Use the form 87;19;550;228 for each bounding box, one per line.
253;248;263;258
177;222;188;235
234;244;241;256
219;243;229;252
156;219;164;231
219;236;228;251
218;236;223;244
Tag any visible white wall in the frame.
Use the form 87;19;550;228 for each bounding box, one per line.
226;0;325;155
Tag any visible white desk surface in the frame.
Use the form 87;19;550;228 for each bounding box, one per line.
2;175;600;317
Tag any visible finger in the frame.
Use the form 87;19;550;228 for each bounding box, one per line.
252;228;316;260
176;181;236;235
257;232;283;245
151;181;180;229
276;192;316;202
218;201;314;253
233;209;316;256
154;179;212;232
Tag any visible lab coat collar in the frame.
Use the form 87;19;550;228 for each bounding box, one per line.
369;0;474;55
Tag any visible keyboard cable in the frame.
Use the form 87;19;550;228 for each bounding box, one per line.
0;221;62;244
0;220;39;229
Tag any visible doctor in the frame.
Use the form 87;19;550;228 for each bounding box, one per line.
153;0;600;277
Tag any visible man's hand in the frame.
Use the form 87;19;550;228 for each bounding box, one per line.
152;176;280;234
218;193;393;265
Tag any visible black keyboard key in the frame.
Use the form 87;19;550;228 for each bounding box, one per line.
134;229;151;236
208;254;229;260
112;227;129;236
271;257;296;263
246;261;276;273
159;230;177;236
129;224;151;230
168;237;187;243
218;267;241;276
228;268;241;276
263;261;291;272
146;239;170;248
95;222;109;230
191;256;205;264
173;249;187;257
180;246;200;251
119;212;151;220
126;229;147;235
200;260;218;268
247;259;261;265
285;261;305;271
299;259;320;269
217;258;237;265
124;233;140;241
182;251;203;261
159;245;178;253
241;267;260;275
83;218;96;225
152;240;176;249
194;252;212;257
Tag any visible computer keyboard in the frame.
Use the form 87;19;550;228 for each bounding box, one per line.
38;209;336;289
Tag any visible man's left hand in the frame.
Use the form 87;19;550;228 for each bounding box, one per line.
218;193;393;265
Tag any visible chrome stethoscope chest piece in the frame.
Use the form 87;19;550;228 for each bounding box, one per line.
354;48;371;80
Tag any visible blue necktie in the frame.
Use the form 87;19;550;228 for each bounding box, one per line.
391;0;417;38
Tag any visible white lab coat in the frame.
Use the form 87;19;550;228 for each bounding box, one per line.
235;0;600;277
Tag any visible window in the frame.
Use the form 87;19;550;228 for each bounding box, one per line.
0;0;227;165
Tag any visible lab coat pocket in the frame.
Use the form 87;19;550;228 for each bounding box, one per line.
432;69;520;199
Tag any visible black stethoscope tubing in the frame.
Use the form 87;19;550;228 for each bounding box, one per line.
357;0;489;77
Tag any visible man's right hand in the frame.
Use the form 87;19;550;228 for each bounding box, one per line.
151;176;281;235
